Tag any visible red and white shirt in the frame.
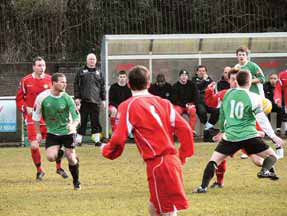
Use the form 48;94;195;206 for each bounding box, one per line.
102;90;194;163
16;73;51;113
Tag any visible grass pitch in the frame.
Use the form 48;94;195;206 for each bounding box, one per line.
0;142;287;216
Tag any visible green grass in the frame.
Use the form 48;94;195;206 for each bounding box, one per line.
0;142;287;216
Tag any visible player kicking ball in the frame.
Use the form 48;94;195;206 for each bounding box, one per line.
33;73;81;190
193;70;284;193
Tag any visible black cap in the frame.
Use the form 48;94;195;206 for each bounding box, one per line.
179;69;189;76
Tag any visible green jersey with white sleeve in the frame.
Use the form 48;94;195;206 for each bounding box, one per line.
235;61;265;96
219;88;263;142
33;89;79;135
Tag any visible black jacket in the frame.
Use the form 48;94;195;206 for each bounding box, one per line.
191;75;213;102
217;76;230;91
148;82;172;101
109;83;132;108
171;80;199;108
74;66;106;104
263;81;276;106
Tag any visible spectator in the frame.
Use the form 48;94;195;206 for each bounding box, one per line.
74;53;106;146
148;73;172;101
191;65;219;142
171;69;199;132
217;66;231;91
109;70;132;132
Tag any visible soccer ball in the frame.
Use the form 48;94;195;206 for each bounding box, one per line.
262;98;272;115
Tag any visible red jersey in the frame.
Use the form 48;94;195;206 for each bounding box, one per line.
274;70;287;107
102;92;194;163
205;87;228;108
16;73;51;113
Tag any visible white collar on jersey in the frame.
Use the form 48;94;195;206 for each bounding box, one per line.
32;72;46;79
132;89;150;97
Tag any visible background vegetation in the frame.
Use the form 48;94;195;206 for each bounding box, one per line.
0;142;287;216
1;0;287;62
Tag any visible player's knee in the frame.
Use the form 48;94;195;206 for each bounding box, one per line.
30;140;40;149
46;154;57;162
66;152;78;165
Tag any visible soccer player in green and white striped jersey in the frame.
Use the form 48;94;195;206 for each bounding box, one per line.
193;70;284;193
33;73;81;190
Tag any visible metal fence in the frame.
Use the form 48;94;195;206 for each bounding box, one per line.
0;0;286;62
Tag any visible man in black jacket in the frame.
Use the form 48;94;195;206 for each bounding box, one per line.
74;53;106;146
191;65;219;142
171;69;199;132
148;73;172;101
109;70;132;132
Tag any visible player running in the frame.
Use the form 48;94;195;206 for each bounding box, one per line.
33;73;81;190
16;56;68;181
102;65;194;216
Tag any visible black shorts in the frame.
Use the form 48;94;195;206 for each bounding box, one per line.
215;137;269;156
45;133;76;149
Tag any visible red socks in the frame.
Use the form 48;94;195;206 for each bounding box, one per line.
216;160;227;185
31;148;42;172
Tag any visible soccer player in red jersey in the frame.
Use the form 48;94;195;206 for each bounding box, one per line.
102;65;194;216
16;56;68;181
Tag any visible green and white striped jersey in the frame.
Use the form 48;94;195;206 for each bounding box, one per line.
33;90;79;135
219;88;263;142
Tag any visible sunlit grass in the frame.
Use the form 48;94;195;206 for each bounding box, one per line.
0;141;286;216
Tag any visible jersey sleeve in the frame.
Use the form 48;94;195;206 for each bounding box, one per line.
253;63;265;83
16;79;26;113
102;103;129;160
205;87;219;108
249;92;263;115
32;94;43;122
170;103;194;163
274;80;282;105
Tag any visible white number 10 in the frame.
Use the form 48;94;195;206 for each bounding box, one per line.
230;100;244;119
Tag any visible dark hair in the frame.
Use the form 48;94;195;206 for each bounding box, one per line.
227;67;240;79
118;70;127;75
236;70;250;87
156;73;166;83
52;73;66;83
33;56;45;65
196;65;207;72
128;65;150;90
236;47;249;55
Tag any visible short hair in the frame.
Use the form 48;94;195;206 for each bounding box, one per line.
227;67;240;79
236;47;249;55
52;73;66;83
236;70;250;87
118;70;127;75
33;56;45;65
196;65;207;72
156;73;166;83
128;65;150;91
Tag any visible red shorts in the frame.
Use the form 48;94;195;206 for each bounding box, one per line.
25;114;47;142
146;154;189;214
